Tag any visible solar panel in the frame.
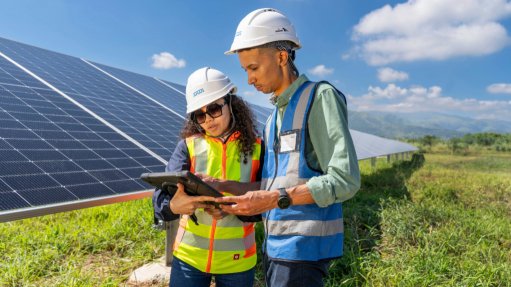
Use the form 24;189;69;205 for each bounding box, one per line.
0;54;163;220
89;61;188;116
89;61;273;132
350;130;418;160
161;79;186;95
0;36;417;222
0;37;183;161
246;103;271;133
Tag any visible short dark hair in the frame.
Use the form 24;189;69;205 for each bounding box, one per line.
238;40;299;76
259;40;299;76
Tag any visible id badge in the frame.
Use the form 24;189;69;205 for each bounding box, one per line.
279;130;299;153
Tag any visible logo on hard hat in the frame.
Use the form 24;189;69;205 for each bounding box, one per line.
275;27;288;32
193;88;205;97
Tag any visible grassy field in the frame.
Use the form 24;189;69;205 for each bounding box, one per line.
330;151;511;286
1;149;510;286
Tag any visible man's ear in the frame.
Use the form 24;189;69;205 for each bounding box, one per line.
278;50;289;67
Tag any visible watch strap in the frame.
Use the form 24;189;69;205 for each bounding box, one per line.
278;187;288;197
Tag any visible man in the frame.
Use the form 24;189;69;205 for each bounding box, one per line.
215;8;361;287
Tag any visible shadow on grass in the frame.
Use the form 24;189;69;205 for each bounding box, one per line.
326;153;425;286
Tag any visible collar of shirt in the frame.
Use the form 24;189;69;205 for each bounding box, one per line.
274;74;309;109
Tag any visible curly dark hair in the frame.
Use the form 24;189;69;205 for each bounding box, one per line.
180;94;259;164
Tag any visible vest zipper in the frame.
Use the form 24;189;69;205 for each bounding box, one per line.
266;112;280;191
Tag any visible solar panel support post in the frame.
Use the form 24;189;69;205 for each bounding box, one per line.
164;220;179;267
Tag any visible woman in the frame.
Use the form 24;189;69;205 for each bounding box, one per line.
153;67;262;287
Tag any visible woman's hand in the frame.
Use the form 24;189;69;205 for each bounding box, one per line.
169;183;216;215
204;206;226;220
195;173;260;195
195;173;225;191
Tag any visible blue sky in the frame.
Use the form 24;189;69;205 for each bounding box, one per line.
1;0;510;120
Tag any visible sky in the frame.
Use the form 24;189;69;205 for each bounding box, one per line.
1;0;510;121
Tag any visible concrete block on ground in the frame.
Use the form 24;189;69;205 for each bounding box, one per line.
127;258;170;287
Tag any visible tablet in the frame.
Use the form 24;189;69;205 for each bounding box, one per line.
140;170;223;198
141;171;258;223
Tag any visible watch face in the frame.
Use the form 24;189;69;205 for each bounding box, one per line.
278;196;291;209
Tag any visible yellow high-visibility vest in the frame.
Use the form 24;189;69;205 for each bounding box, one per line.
173;132;262;274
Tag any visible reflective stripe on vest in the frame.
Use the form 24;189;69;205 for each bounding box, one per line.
266;218;343;237
262;81;345;261
173;133;261;274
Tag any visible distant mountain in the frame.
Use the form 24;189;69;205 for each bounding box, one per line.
348;111;511;139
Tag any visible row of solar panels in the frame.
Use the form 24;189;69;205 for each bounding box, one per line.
0;36;416;222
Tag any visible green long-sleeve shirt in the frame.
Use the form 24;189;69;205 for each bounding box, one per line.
273;74;360;207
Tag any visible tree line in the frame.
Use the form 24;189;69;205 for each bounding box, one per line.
406;132;511;154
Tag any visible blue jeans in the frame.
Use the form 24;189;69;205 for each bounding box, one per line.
169;257;255;287
264;255;331;287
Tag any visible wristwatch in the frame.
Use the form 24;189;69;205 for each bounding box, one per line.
277;187;291;209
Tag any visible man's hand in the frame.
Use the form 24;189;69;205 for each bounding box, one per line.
169;183;216;215
215;190;279;216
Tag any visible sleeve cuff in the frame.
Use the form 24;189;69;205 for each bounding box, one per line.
306;177;335;208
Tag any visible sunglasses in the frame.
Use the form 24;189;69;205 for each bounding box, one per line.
192;102;228;124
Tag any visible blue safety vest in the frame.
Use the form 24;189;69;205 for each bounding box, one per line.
262;81;345;261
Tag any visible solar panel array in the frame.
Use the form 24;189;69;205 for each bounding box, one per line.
350;130;417;160
0;36;416;222
88;61;269;132
0;37;191;221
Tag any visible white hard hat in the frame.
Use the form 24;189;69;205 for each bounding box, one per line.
225;8;301;55
185;67;237;114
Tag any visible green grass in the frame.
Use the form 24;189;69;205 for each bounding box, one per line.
328;152;511;286
1;150;510;286
0;198;164;286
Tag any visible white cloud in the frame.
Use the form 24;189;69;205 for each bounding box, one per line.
341;53;351;60
348;83;511;120
487;83;511;94
361;83;409;100
378;67;409;83
352;0;511;65
308;65;334;77
151;52;186;69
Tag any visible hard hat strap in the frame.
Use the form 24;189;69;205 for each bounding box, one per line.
272;41;299;77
